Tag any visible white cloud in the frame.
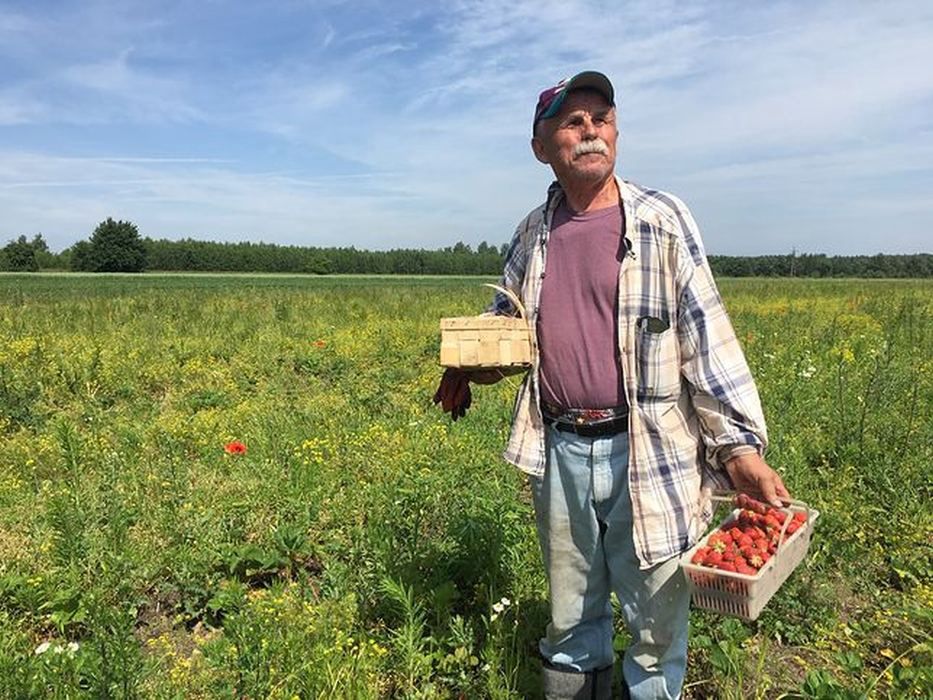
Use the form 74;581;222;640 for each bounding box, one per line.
0;0;930;254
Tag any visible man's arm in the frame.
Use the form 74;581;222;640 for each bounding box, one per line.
670;198;790;505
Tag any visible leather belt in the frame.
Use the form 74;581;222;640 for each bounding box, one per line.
541;401;629;438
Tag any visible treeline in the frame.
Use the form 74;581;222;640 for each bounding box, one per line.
2;226;931;277
141;238;509;275
708;253;933;278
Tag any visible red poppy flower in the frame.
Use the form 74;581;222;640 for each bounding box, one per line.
224;440;247;455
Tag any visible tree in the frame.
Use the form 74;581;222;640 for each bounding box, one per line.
2;235;39;271
80;218;148;272
69;241;93;271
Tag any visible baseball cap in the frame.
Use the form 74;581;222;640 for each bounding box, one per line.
533;71;615;133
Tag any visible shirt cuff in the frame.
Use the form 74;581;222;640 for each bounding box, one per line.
717;444;759;468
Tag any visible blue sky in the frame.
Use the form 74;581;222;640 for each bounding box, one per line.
1;0;931;255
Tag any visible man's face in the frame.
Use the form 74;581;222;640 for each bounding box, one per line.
531;89;618;187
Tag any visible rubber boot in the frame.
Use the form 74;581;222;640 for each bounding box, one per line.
542;661;614;699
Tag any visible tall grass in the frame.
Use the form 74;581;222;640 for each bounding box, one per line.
0;274;929;697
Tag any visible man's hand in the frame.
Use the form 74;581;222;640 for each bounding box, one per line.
724;453;791;508
432;367;512;421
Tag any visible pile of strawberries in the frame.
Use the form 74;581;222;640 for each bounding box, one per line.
690;493;809;576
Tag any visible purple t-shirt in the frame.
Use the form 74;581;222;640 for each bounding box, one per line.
538;201;626;410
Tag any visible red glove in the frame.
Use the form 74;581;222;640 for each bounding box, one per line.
433;368;473;421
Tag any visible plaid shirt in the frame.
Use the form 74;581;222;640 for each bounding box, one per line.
491;177;768;568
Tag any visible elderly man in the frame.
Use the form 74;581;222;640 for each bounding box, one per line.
434;71;790;699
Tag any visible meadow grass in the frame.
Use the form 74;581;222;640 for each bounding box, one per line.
0;274;930;698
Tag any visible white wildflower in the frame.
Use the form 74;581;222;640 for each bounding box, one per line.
34;641;51;655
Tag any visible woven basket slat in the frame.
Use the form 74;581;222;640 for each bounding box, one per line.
438;315;532;368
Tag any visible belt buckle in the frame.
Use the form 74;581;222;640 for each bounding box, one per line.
578;408;611;423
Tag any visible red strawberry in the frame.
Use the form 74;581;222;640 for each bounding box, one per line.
736;564;757;576
787;522;800;535
691;547;711;565
707;551;723;566
794;511;808;523
717;561;737;573
745;496;767;515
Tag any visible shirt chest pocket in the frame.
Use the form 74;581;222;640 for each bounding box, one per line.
635;318;681;401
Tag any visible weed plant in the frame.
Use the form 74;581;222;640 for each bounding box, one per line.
0;274;929;698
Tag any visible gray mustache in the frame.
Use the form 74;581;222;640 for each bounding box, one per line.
573;139;609;157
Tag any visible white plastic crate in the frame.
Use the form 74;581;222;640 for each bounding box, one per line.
680;498;820;621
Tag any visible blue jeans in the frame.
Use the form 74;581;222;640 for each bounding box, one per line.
531;425;689;700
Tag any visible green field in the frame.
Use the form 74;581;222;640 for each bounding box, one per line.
0;274;930;698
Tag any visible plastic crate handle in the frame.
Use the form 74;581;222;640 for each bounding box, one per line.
709;491;814;562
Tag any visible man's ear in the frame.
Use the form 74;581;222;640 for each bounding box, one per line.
531;136;549;164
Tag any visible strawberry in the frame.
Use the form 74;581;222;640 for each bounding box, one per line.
745;496;767;515
708;534;727;552
748;553;765;569
717;561;737;573
707;551;723;566
691;547;711;565
786;521;800;535
794;510;808;523
736;564;757;576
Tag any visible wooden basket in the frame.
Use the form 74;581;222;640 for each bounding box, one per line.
439;285;532;369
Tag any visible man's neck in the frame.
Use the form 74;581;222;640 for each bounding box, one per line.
560;175;619;214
